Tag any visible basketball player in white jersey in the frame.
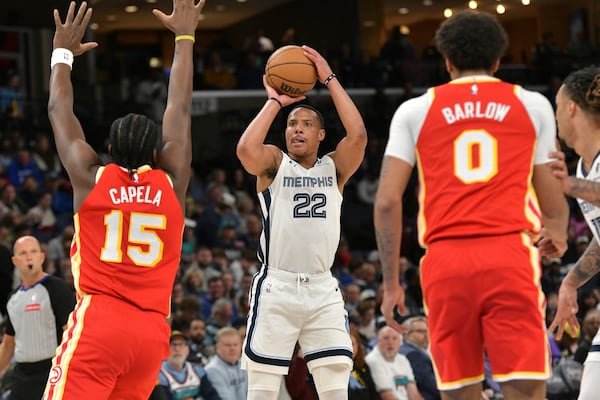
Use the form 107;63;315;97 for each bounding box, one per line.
236;45;367;400
549;66;600;400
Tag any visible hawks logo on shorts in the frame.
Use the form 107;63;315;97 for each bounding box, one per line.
48;366;63;385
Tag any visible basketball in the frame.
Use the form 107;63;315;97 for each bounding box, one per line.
265;45;317;97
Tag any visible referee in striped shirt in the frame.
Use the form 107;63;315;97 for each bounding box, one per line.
0;236;75;400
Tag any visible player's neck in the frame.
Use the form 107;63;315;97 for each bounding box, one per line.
451;70;492;80
288;153;318;169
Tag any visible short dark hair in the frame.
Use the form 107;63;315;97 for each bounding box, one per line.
109;113;159;171
435;10;508;72
289;104;325;129
562;66;600;115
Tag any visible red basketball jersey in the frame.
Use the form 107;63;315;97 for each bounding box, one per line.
71;164;184;316
416;79;542;245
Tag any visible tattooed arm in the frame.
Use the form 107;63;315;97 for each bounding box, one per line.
374;156;413;333
548;150;600;207
549;238;600;339
562;178;600;208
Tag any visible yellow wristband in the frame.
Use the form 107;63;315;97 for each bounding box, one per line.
175;35;195;43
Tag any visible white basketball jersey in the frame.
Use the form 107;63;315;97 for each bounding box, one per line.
577;156;600;246
257;152;342;274
577;155;600;351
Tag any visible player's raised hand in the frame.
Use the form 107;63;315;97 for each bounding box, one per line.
53;1;98;56
153;0;205;36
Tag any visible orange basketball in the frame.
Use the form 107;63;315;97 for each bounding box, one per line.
265;45;317;97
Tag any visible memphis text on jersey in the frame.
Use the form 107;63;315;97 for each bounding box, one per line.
283;176;334;188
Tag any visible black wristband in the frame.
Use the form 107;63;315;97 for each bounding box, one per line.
324;73;337;86
269;97;283;109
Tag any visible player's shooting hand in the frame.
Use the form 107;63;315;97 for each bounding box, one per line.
53;2;98;56
262;75;305;107
380;286;408;334
548;281;580;341
301;45;333;85
152;0;205;36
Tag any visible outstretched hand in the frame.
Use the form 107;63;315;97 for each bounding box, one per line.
152;0;205;36
53;1;98;56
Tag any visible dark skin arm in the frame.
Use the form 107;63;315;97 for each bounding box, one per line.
49;1;99;211
50;0;204;212
374;156;413;333
549;238;600;340
152;0;205;208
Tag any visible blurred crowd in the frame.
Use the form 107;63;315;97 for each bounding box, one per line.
0;25;597;399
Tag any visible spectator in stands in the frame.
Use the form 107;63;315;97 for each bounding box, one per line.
134;65;167;124
0;71;26;128
25;191;57;243
366;325;423;399
187;318;213;365
205;326;248;399
17;174;41;209
7;148;42;188
235;51;264;90
155;331;221;400
201;276;225;320
205;297;234;348
344;282;362;315
348;329;380;400
202;50;236;90
182;266;205;299
400;317;440;400
574;309;600;365
541;258;563;296
171;295;202;336
31;133;62;178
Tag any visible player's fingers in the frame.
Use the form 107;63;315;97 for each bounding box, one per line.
195;0;207;11
65;1;76;24
53;9;63;27
152;9;168;24
73;2;88;26
81;7;94;30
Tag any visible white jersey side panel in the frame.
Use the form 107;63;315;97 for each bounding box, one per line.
385;76;557;166
257;152;342;274
577;155;600;351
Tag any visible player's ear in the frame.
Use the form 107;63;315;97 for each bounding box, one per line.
318;128;325;142
107;144;112;156
490;59;500;74
444;58;453;74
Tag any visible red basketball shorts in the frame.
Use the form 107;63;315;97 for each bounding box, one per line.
420;232;550;390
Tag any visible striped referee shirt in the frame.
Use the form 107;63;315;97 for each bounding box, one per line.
5;274;75;363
